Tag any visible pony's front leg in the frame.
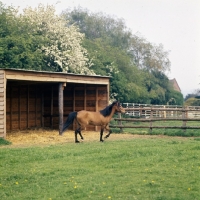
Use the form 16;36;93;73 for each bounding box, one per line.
104;125;112;138
105;130;112;138
100;129;104;142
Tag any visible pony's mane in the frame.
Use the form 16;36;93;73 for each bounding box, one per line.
100;101;117;117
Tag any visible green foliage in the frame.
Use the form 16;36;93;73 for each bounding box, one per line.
64;7;132;49
63;7;183;104
166;89;184;105
0;3;184;104
0;3;92;74
0;138;12;145
0;139;199;199
0;3;46;70
184;97;200;106
130;35;171;72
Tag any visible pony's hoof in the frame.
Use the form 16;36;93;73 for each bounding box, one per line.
100;140;104;142
75;141;80;143
104;135;109;138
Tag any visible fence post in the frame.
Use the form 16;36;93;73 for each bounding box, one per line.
163;105;166;118
150;106;153;133
182;107;187;131
118;112;123;133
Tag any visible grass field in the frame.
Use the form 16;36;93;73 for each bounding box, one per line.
0;136;200;200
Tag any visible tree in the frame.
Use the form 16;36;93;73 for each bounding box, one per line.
165;89;184;105
63;8;149;101
184;89;200;106
0;2;44;70
129;34;171;73
0;3;93;74
184;98;200;106
62;8;183;104
63;7;132;50
21;4;93;74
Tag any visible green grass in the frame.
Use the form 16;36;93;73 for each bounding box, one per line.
0;138;200;200
0;138;12;146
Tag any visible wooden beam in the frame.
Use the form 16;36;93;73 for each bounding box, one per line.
95;86;98;131
35;86;37;127
107;84;109;105
41;87;44;128
51;85;53;128
27;85;29;128
10;87;12;131
73;85;75;130
18;86;21;130
3;71;6;137
58;83;63;135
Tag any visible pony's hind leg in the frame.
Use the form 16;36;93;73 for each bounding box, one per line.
78;128;84;140
75;129;79;143
75;127;84;143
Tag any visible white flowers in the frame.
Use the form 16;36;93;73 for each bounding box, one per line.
20;4;94;74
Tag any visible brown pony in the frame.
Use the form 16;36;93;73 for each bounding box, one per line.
62;101;125;143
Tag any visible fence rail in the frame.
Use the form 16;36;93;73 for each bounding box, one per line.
110;105;200;131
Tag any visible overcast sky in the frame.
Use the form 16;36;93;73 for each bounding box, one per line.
1;0;200;97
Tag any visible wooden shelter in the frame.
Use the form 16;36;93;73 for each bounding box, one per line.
0;69;110;138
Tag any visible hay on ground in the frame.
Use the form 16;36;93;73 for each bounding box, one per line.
5;129;135;147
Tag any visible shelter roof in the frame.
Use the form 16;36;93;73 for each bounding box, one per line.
1;68;110;85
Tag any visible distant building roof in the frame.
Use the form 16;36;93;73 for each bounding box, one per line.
169;78;181;92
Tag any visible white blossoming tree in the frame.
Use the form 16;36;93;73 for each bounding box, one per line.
21;4;94;74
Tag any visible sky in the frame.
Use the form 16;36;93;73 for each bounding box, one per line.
1;0;200;97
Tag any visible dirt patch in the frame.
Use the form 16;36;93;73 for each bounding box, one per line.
2;129;193;148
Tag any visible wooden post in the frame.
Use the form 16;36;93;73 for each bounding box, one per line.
150;106;153;133
27;85;29;129
182;107;187;131
18;85;21;130
10;87;12;131
58;83;63;135
50;85;53;128
118;112;123;133
95;86;98;131
84;84;86;110
185;106;188;119
163;105;166;118
73;85;75;130
41;87;44;128
35;86;37;127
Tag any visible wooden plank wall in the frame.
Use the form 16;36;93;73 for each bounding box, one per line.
6;82;108;132
6;83;43;131
0;71;6;137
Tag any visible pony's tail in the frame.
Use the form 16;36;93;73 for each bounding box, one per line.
62;112;77;133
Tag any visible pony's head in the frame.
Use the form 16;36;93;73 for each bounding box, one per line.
112;101;125;113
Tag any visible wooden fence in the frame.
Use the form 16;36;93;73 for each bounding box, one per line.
110;104;200;132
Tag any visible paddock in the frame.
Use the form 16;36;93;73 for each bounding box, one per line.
0;69;110;138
